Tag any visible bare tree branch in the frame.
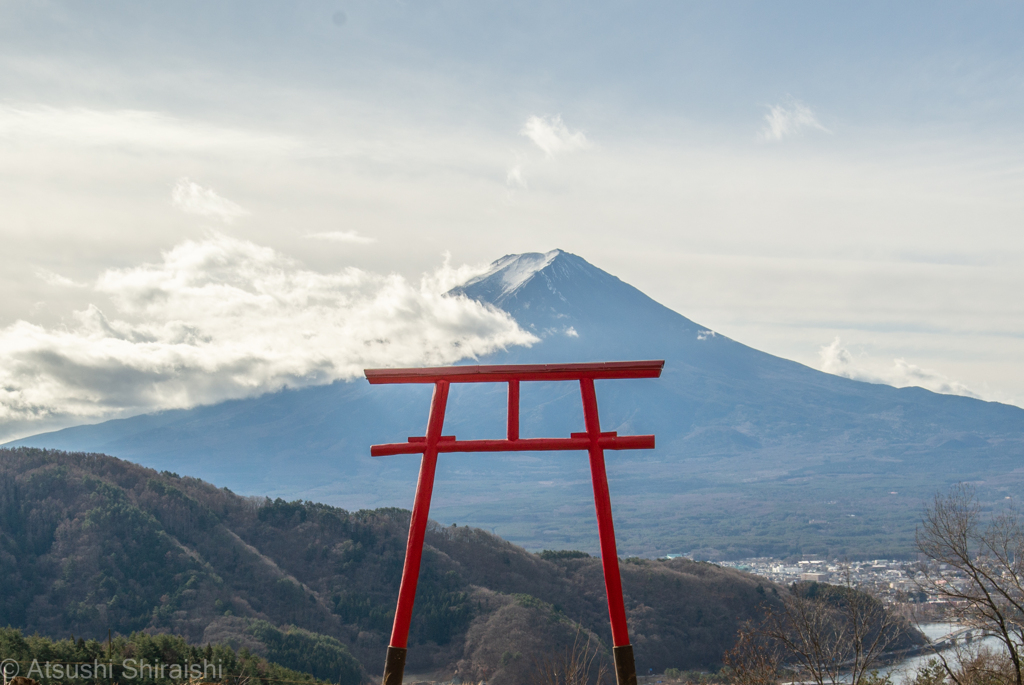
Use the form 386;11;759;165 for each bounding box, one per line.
917;485;1024;685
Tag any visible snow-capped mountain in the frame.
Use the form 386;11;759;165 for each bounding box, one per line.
9;250;1024;557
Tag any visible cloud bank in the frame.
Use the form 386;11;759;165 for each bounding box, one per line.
819;337;979;398
761;101;830;141
0;235;536;435
172;178;249;223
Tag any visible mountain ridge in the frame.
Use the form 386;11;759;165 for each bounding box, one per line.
8;250;1024;558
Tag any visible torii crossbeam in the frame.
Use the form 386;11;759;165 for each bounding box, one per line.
366;360;664;685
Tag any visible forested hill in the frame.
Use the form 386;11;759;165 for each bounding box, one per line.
1;447;789;683
0;628;356;685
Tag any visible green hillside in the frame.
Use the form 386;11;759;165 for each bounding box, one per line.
0;628;347;685
0;446;869;683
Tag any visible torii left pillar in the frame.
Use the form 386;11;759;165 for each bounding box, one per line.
365;361;663;685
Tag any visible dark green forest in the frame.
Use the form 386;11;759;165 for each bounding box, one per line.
0;447;901;685
0;628;349;685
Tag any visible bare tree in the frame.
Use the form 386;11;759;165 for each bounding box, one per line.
917;484;1024;685
727;575;908;685
723;619;784;685
532;625;609;685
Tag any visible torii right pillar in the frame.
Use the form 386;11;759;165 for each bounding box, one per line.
580;375;637;685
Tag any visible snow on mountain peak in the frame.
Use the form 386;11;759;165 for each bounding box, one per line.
461;249;562;297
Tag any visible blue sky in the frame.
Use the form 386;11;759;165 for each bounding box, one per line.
1;1;1023;439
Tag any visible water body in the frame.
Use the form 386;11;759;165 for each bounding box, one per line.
807;623;1002;683
877;623;1003;683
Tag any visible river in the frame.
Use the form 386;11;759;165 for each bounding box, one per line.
873;623;1004;683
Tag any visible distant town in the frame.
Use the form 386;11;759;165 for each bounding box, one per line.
684;556;955;609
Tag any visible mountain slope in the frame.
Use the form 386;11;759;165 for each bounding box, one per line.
9;250;1024;558
0;446;800;681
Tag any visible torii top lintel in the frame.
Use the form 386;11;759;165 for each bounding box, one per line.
364;359;664;384
364;360;664;457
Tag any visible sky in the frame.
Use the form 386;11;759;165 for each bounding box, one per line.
1;1;1023;441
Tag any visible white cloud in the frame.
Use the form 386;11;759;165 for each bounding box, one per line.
0;235;537;431
819;337;856;375
697;330;716;341
506;164;527;189
0;104;300;153
521;115;590;158
761;101;830;141
35;269;85;288
172;178;249;223
507;116;589;190
306;230;376;244
819;337;979;398
422;251;497;294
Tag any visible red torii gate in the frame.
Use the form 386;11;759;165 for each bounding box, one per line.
366;360;664;685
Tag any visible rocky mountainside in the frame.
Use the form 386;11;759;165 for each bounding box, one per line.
9;251;1024;558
